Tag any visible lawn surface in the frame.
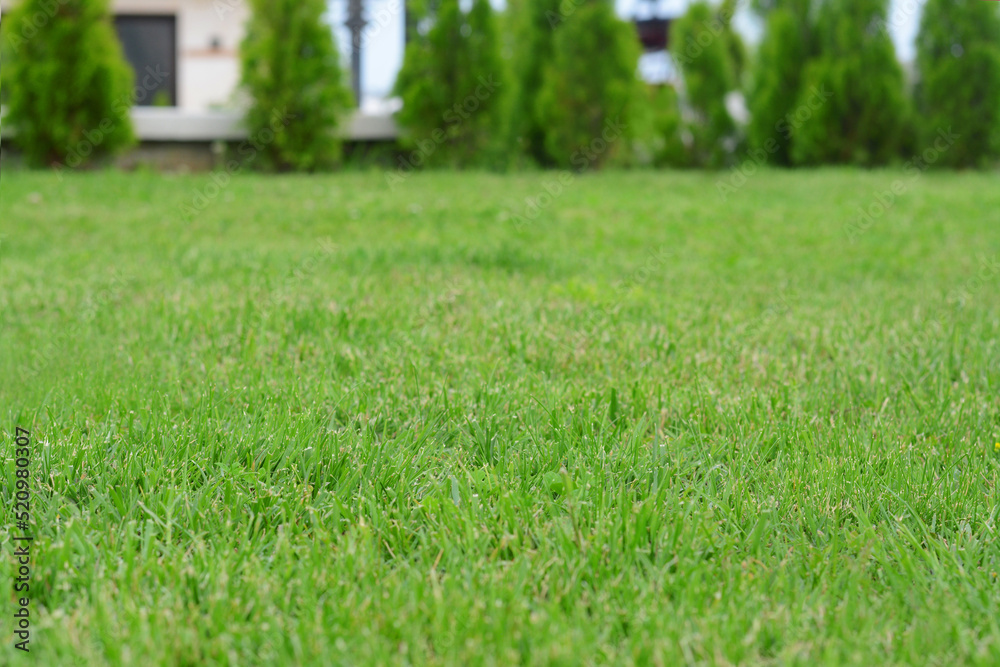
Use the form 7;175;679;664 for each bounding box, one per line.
2;169;1000;665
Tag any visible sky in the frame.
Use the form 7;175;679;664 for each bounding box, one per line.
326;0;927;104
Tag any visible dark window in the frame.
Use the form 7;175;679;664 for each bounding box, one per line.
635;18;671;52
113;15;177;107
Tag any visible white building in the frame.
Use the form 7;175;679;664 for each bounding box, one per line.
112;0;249;111
0;0;248;110
0;0;396;147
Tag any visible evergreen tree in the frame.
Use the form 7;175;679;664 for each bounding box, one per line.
719;0;749;86
915;0;1000;167
750;0;813;19
535;0;640;169
790;0;908;165
649;85;689;167
394;0;505;167
240;0;352;171
747;7;808;165
0;0;135;168
508;0;564;165
671;1;738;167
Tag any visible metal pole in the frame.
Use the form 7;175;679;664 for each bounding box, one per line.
346;0;367;107
404;0;415;45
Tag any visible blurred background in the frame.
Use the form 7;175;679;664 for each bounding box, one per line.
0;0;997;172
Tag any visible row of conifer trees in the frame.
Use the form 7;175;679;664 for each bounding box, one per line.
2;0;998;170
397;0;1000;170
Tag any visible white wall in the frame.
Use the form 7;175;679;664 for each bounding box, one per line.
0;0;248;111
113;0;248;110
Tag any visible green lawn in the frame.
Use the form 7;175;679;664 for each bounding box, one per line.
2;169;999;665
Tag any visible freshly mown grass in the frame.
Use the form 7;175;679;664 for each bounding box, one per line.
1;168;999;665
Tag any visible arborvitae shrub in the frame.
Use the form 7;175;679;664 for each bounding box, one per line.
394;0;505;168
650;85;689;168
535;0;640;169
508;0;563;165
1;0;135;168
628;82;686;168
915;0;1000;167
240;0;353;171
719;0;748;86
670;1;738;168
747;7;808;165
790;0;908;166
